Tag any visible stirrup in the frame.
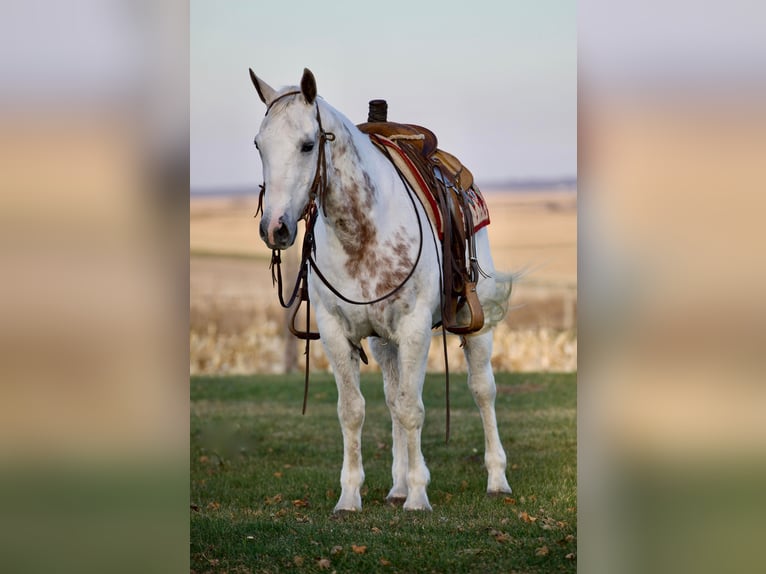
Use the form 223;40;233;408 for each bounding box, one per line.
443;281;484;335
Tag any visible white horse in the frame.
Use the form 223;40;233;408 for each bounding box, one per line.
250;68;513;512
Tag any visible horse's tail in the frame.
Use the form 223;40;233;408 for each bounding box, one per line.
482;270;518;328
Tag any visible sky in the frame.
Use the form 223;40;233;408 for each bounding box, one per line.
190;0;576;191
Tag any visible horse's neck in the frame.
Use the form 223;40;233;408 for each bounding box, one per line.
313;102;421;292
318;101;396;225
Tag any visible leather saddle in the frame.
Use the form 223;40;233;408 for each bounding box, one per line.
357;122;438;158
358;114;485;335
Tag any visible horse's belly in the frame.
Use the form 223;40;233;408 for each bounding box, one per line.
315;296;432;344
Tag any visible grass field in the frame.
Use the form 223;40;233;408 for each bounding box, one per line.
191;372;576;573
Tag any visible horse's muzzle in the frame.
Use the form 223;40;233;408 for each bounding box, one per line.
260;215;296;250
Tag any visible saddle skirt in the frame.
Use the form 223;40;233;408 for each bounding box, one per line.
365;132;491;240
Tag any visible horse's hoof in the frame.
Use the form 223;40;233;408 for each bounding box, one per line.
403;504;433;512
332;507;359;517
386;496;406;506
403;500;433;512
487;489;513;498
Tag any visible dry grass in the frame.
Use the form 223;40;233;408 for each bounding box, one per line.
190;189;577;374
190;296;576;375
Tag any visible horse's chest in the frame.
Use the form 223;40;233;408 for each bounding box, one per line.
310;224;433;339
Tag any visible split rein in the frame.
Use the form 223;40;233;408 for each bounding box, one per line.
257;95;451;440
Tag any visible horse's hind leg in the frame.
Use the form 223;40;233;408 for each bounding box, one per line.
369;338;408;504
463;330;512;495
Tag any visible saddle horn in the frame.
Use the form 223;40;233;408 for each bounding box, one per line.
368;99;388;123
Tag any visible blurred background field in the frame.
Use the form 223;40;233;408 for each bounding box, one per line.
190;187;577;375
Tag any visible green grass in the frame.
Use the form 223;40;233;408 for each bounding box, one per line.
191;372;576;573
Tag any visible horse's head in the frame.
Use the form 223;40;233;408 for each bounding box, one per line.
250;68;321;250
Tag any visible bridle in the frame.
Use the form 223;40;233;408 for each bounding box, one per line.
256;90;335;221
255;92;426;415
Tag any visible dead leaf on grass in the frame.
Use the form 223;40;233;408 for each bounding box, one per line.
540;517;560;530
535;545;549;556
518;511;536;523
292;498;309;507
371;527;382;534
317;558;331;569
351;544;367;554
379;558;392;566
265;493;282;505
488;529;512;543
330;545;343;556
293;555;304;566
566;552;576;560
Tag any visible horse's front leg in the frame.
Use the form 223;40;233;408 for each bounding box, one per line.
317;314;366;513
394;316;433;511
369;337;408;504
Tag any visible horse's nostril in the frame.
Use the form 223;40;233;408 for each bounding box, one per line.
275;222;289;241
259;219;268;239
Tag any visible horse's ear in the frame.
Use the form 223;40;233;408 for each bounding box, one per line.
249;68;277;105
300;68;317;105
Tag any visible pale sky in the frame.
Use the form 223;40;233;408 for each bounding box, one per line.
190;0;576;190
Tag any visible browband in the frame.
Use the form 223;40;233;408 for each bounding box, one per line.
265;90;301;115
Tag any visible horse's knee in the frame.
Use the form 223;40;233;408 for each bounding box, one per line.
338;394;365;429
392;397;424;430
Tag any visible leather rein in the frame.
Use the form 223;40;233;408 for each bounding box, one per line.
257;93;451;441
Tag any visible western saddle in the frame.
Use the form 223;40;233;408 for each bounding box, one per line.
357;100;485;334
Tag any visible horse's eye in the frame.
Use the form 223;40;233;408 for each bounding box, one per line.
301;141;315;153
